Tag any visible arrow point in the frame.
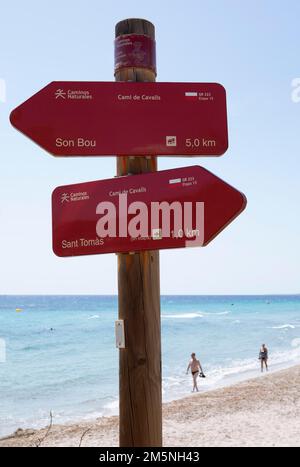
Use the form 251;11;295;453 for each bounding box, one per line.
240;193;248;211
9;108;18;128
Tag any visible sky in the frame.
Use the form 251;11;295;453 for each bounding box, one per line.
0;0;299;295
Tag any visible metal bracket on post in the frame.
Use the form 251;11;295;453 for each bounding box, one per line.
115;320;126;349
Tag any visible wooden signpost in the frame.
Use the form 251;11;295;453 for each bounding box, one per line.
115;19;162;447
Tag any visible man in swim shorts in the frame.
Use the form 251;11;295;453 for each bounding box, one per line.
186;353;204;392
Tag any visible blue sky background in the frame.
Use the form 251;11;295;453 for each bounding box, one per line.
0;0;299;294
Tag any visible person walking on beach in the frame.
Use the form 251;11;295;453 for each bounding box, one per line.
259;344;269;372
186;353;204;392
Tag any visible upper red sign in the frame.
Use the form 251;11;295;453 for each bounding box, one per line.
10;82;228;157
52;166;246;257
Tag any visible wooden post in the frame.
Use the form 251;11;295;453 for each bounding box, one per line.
114;19;162;447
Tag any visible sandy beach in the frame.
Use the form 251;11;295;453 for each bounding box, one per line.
1;365;300;448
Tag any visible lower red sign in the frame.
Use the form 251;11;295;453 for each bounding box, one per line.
52;166;247;257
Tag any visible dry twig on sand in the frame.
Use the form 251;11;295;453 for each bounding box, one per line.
33;411;53;447
79;428;91;447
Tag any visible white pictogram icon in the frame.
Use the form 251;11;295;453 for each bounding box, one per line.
61;193;70;203
166;136;177;147
152;228;162;240
55;89;67;99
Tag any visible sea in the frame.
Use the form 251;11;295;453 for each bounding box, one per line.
0;295;300;438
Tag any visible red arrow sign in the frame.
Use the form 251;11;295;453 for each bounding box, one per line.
10;82;228;157
52;166;246;257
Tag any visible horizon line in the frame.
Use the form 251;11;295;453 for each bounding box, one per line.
0;293;299;297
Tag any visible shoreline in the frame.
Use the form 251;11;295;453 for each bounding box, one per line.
1;364;300;447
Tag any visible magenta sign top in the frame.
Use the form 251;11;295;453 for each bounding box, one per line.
115;34;157;75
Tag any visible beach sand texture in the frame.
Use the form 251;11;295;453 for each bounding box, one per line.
1;365;300;448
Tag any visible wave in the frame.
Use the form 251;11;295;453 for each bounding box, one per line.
162;312;204;319
103;399;119;415
88;315;100;320
272;324;296;330
202;311;231;316
162;310;231;320
291;338;300;348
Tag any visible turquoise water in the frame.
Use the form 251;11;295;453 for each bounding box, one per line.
0;295;300;437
